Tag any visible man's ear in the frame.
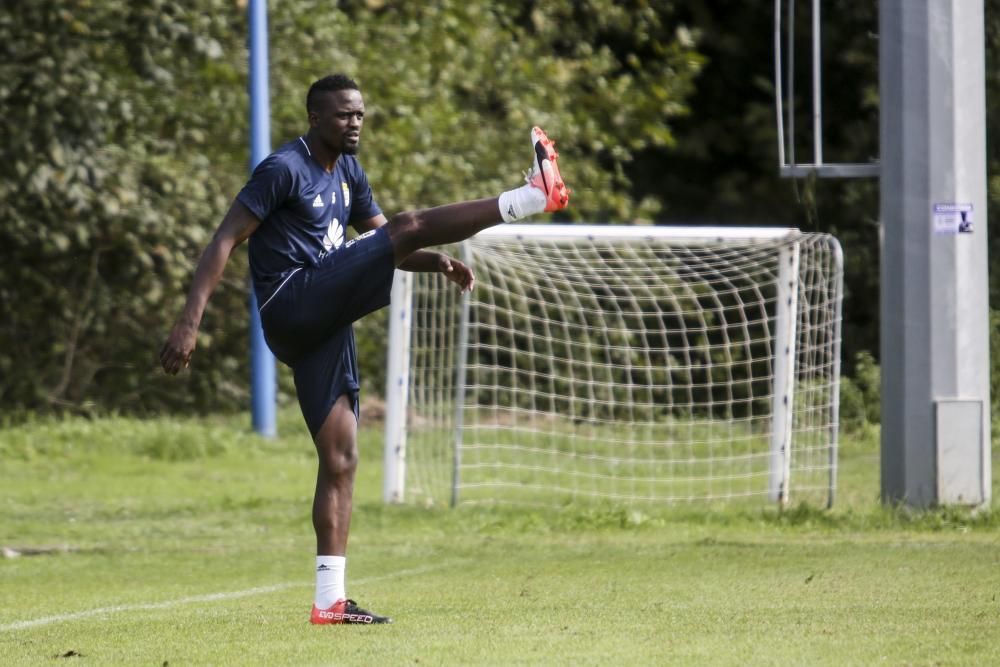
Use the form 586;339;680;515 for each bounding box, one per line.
308;110;319;128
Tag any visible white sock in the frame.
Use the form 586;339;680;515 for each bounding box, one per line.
498;184;547;222
315;555;346;609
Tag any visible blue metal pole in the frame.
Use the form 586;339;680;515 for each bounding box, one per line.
248;0;276;437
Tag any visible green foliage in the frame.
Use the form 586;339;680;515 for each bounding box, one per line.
0;0;702;415
987;6;1000;305
993;309;1000;434
270;1;703;401
841;310;1000;439
651;2;882;364
0;412;256;462
660;0;1000;366
3;0;998;421
0;0;251;414
839;350;881;431
268;1;702;221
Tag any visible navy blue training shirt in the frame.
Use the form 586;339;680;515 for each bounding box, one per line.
237;137;382;304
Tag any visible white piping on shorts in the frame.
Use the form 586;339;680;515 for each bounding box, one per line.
258;267;303;313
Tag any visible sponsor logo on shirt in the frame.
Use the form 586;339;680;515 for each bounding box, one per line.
321;217;344;256
312;194;324;208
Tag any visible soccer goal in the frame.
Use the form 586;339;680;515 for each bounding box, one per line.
384;225;843;508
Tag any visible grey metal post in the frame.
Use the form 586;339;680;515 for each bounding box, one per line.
879;0;991;507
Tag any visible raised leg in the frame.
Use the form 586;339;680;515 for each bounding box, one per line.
386;197;503;265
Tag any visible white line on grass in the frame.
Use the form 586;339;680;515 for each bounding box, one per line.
0;563;450;632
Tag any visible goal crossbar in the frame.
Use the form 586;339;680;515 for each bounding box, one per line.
485;224;800;243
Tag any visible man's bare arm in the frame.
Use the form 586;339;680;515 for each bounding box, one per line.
160;199;262;375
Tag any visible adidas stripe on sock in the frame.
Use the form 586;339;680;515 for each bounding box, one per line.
498;184;547;222
315;555;346;609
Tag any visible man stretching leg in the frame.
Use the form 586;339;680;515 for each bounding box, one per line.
160;74;569;624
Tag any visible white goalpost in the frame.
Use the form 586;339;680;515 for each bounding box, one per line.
384;225;843;508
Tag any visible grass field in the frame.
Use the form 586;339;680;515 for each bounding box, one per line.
2;411;999;665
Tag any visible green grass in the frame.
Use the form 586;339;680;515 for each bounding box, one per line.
406;415;836;507
1;411;999;665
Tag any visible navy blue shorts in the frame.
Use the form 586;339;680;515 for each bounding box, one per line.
259;226;396;438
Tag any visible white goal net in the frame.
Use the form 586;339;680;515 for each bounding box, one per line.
384;225;843;508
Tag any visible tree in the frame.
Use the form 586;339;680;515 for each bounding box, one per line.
644;1;1000;377
635;1;881;369
0;0;250;413
0;0;703;414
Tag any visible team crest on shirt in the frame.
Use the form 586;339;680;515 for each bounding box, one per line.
341;182;350;207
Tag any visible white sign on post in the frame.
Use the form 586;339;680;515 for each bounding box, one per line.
932;203;974;234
